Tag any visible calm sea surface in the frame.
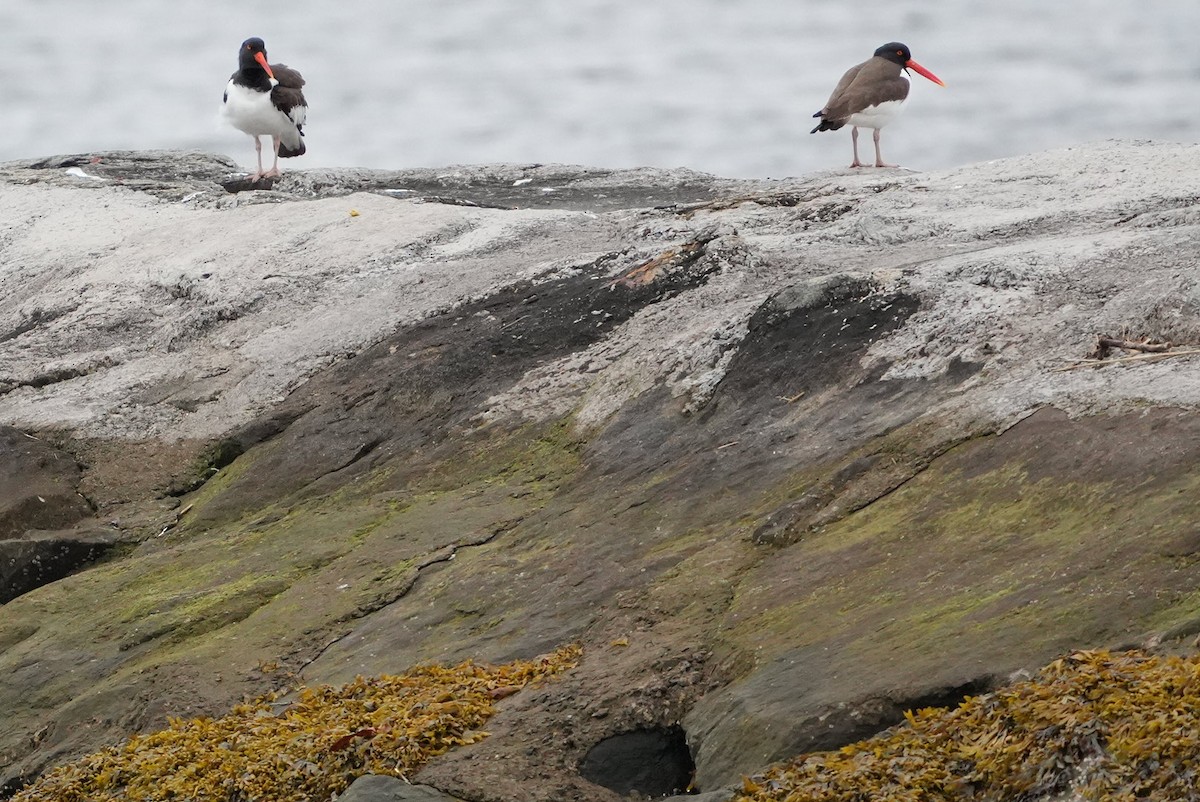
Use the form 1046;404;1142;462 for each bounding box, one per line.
1;1;1197;178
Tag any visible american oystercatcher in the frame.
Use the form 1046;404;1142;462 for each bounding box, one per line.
221;37;307;181
811;42;944;169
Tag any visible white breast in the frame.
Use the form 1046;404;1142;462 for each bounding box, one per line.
845;99;906;130
222;81;296;138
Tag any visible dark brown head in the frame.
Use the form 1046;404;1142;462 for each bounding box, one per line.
873;42;945;87
237;37;275;80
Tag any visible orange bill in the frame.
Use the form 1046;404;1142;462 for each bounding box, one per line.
906;59;945;87
254;51;276;81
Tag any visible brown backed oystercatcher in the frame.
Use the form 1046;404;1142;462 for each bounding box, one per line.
811;42;944;168
221;37;307;181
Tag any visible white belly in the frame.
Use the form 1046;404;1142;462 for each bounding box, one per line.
845;99;906;130
222;81;300;140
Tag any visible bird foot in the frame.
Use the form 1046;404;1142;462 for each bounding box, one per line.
260;167;282;179
849;160;866;168
874;161;899;168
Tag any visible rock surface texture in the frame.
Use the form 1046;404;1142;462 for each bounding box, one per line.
337;776;464;802
2;142;1200;800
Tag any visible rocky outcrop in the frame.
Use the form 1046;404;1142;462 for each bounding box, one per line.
0;426;89;536
0;425;109;603
0;529;122;605
3;142;1200;800
338;776;463;802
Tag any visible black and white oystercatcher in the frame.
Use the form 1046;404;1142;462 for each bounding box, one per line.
811;42;944;169
221;37;307;181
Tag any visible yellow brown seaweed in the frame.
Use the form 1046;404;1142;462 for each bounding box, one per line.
14;644;581;802
736;649;1200;802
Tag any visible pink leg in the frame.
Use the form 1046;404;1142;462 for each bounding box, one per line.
873;128;897;168
849;127;865;168
250;136;267;180
262;136;283;179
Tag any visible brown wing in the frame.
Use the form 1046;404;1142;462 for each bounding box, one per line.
817;61;865;117
816;57;909;124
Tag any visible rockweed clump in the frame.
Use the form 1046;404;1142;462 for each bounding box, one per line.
738;649;1200;802
14;644;581;802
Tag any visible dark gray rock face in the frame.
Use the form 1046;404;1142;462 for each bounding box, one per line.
0;425;102;602
0;426;89;538
662;790;734;802
337;775;462;802
0;530;121;604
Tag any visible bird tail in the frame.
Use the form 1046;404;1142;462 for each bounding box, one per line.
279;128;306;158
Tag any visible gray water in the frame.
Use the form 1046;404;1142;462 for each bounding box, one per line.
1;1;1197;178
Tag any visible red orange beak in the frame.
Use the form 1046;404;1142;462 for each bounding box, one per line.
905;59;945;87
254;51;275;81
